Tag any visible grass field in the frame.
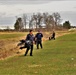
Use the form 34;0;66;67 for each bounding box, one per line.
0;32;76;75
0;32;26;39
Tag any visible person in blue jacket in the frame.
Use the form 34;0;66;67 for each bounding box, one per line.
35;30;43;49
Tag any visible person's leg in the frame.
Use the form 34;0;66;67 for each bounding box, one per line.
37;41;39;49
51;37;53;40
20;46;26;49
49;37;51;40
39;41;43;49
54;37;55;40
54;36;55;40
30;45;33;56
25;47;29;56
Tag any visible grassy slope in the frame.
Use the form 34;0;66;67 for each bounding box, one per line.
0;32;26;59
0;33;76;75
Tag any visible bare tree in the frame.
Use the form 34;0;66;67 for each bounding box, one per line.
43;13;49;28
22;14;27;29
29;16;34;29
43;13;54;30
47;15;55;30
32;13;43;29
29;13;43;29
52;12;61;27
32;13;37;29
37;13;43;28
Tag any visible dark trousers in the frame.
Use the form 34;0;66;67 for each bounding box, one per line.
49;37;55;40
25;45;33;56
37;41;42;49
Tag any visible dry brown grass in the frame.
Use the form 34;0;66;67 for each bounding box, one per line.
0;35;26;60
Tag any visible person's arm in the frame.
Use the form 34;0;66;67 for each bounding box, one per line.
35;34;37;40
35;33;38;40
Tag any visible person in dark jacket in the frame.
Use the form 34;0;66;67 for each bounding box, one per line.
35;30;43;49
25;30;35;56
49;31;55;40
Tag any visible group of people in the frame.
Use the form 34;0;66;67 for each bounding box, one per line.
19;30;43;56
19;30;55;56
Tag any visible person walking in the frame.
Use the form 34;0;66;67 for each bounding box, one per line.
25;30;35;56
35;30;43;49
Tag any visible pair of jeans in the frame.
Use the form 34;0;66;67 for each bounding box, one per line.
25;45;33;56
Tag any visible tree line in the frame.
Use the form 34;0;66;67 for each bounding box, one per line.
14;12;71;31
14;12;62;31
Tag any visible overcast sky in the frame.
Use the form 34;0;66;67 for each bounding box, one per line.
0;0;76;28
